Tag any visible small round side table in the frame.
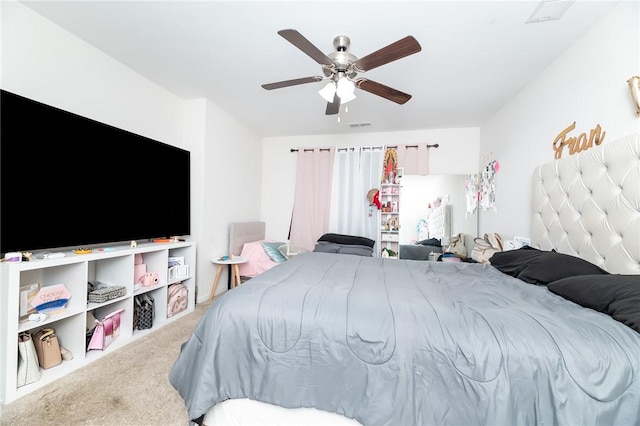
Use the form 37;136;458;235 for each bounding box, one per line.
209;255;248;302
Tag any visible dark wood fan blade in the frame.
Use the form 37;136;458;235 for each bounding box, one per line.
262;76;323;90
325;93;340;115
278;29;334;67
351;36;421;73
355;79;412;104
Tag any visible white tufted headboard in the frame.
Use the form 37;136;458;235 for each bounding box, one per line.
532;133;639;274
426;204;451;239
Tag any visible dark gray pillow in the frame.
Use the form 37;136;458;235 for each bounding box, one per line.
417;238;441;247
489;246;608;285
337;245;373;257
313;241;340;253
399;245;442;260
313;241;373;257
548;274;640;333
317;233;375;248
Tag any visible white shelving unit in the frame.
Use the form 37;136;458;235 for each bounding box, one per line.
380;183;401;258
0;240;196;404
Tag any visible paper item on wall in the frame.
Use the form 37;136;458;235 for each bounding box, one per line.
480;160;498;212
465;174;479;216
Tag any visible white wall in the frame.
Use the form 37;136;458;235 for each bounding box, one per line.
200;100;263;299
479;1;640;242
261;127;480;242
1;2;264;302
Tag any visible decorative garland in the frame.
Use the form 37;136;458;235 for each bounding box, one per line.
381;148;398;183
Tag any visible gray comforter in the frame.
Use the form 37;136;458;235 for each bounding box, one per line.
169;252;640;425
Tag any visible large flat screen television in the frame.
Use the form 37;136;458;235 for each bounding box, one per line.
0;89;191;256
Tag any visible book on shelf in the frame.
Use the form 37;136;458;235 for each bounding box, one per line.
19;282;41;322
31;283;71;315
168;256;185;268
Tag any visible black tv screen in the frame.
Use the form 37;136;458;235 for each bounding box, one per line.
0;89;191;255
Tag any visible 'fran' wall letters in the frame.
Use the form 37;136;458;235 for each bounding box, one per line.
552;122;606;159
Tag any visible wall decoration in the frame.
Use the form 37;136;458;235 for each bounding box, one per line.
465;173;479;216
552;122;606;159
381;148;398;183
479;161;499;212
627;76;640;116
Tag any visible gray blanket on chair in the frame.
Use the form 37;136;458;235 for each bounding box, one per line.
169;252;640;425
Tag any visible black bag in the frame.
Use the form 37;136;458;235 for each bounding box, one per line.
133;294;154;330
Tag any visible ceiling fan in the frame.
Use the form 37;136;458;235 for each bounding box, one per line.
261;29;422;115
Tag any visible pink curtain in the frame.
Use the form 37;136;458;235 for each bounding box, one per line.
396;144;430;175
289;148;335;251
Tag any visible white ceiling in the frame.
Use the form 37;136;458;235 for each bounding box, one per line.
21;1;619;138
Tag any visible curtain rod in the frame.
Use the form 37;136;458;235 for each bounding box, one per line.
385;144;439;149
289;148;332;152
335;146;384;152
290;143;439;152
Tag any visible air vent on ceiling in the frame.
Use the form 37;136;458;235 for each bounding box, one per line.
525;0;574;23
349;122;372;128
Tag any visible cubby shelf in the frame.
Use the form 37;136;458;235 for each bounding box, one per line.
0;240;196;404
380;184;401;255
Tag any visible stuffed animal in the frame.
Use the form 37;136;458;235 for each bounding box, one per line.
386;216;400;231
366;189;381;209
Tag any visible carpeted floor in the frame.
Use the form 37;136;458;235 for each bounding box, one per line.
0;300;213;426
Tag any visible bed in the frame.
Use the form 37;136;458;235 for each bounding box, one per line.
170;133;640;425
229;224;373;282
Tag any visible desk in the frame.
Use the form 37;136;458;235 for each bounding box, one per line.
209;256;248;302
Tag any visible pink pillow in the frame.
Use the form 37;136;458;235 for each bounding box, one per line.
238;240;278;277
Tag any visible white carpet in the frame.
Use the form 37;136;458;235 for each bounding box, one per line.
1;300;212;426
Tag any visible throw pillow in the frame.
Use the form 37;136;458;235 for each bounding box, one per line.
490;246;608;285
548;274;640;333
261;241;288;263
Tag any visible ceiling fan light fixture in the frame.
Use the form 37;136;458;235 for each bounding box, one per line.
340;91;356;104
319;82;336;103
336;77;356;104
